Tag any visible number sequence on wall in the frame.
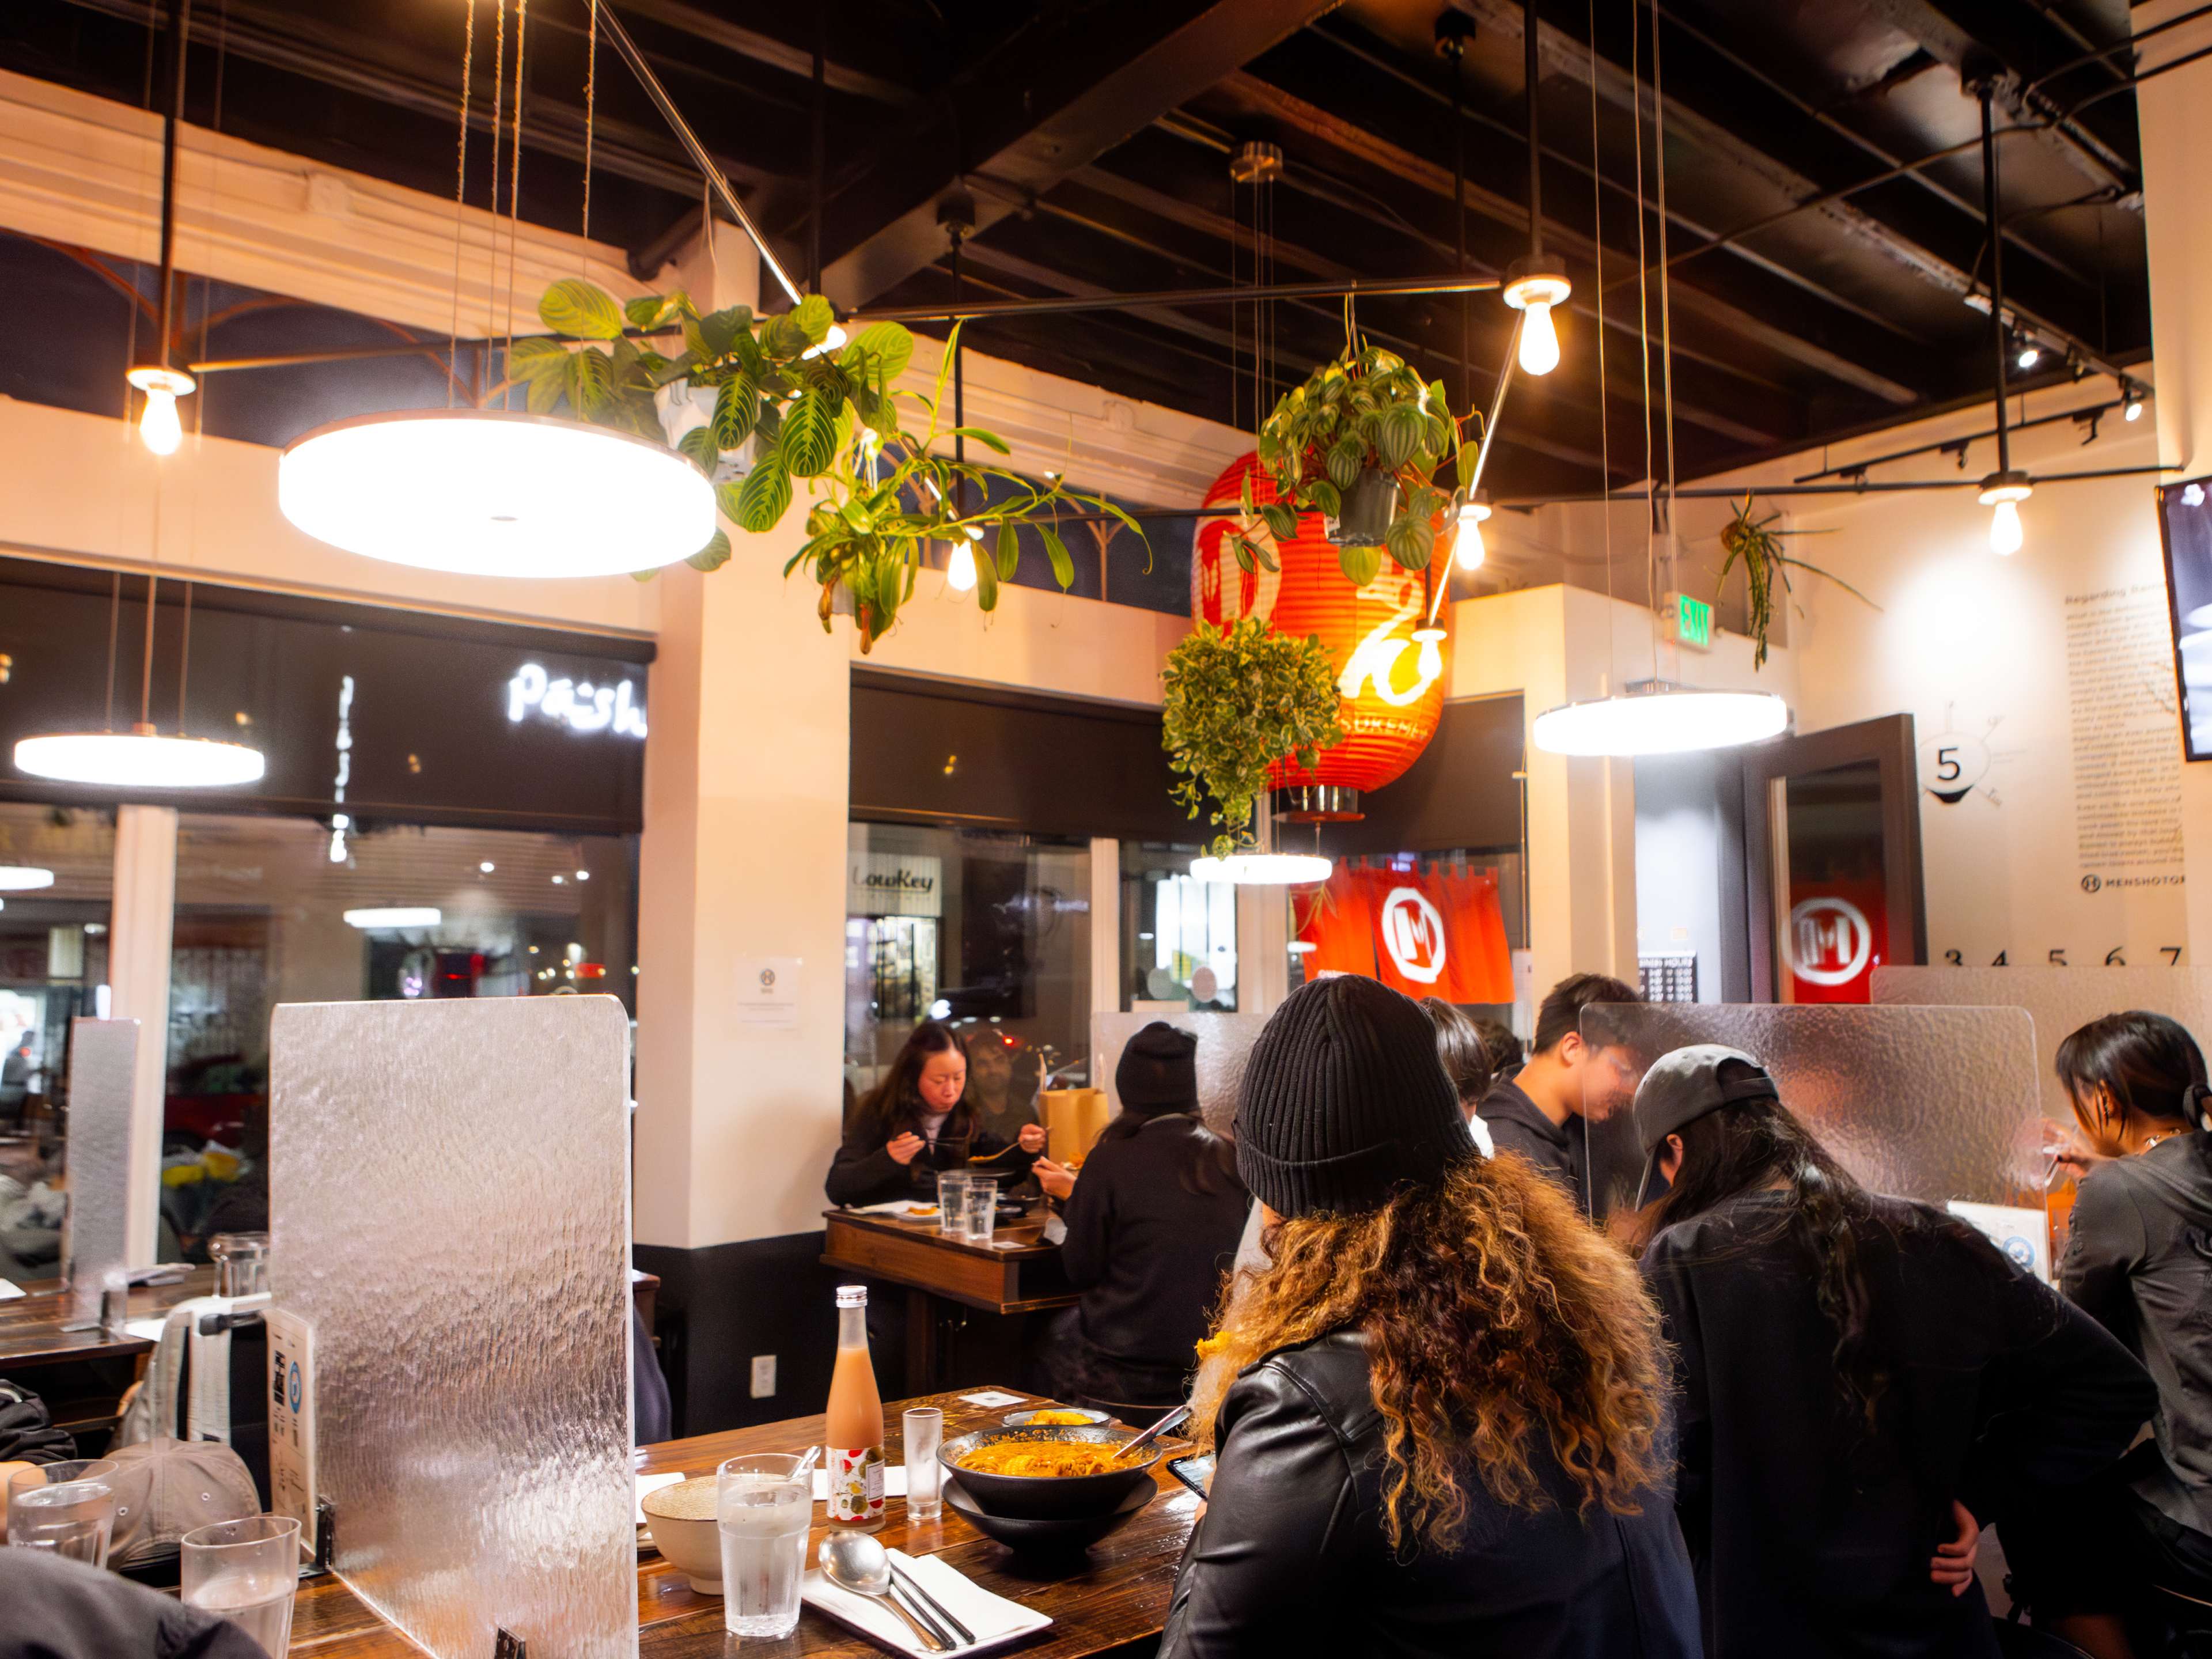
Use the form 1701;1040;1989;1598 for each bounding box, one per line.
1938;947;2186;967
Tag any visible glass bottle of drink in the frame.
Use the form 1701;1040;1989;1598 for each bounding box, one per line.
824;1285;887;1532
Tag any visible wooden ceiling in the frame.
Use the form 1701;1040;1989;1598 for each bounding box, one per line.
3;0;2153;498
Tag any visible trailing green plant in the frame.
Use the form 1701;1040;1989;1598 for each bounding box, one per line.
1162;616;1344;857
1248;310;1478;586
510;279;1141;651
1715;492;1878;668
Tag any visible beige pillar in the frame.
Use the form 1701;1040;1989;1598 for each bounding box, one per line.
2137;2;2212;958
631;224;854;1251
109;804;176;1263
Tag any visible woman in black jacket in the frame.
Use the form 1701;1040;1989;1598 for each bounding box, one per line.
826;1021;1041;1208
1031;1022;1246;1415
1632;1044;2156;1659
2017;1012;2212;1656
1159;976;1699;1659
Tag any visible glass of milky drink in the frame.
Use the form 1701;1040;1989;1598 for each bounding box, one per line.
717;1454;813;1638
181;1515;302;1656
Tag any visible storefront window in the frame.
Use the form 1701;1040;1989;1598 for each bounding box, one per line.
158;813;637;1259
844;824;1090;1141
0;805;112;1286
1119;844;1238;1011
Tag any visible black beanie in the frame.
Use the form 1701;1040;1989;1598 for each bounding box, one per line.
1236;975;1472;1219
1116;1021;1199;1114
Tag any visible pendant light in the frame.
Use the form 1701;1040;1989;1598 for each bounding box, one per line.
1190;797;1332;887
1972;78;2033;559
1499;6;1569;378
1533;680;1789;756
1452;489;1491;571
276;1;714;578
18;2;263;793
1530;1;1787;761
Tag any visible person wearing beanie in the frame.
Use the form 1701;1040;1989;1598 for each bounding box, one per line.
1029;1022;1246;1418
1159;976;1700;1659
1633;1044;2154;1659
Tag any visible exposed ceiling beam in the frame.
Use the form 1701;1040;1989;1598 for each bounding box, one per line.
607;0;916;107
812;0;1338;310
1206;70;1916;414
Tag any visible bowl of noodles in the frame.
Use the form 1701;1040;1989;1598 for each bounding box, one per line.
938;1424;1162;1520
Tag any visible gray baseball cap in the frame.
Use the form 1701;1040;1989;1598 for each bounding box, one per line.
104;1437;262;1565
1631;1044;1779;1205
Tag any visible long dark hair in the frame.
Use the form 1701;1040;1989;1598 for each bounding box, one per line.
1093;1104;1240;1196
1639;1084;1892;1427
853;1021;980;1146
1420;997;1493;1105
2055;1010;2211;1147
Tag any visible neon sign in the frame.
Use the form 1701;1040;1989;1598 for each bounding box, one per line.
506;663;647;738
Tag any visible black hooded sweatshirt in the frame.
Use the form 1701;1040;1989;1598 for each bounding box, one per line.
1475;1075;1585;1206
2061;1132;2212;1538
1642;1189;2154;1659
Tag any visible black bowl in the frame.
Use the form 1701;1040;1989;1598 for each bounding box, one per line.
942;1474;1152;1553
938;1425;1161;1520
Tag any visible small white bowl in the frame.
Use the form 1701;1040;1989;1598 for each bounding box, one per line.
641;1476;724;1594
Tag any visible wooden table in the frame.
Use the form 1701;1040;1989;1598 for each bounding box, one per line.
0;1267;220;1442
820;1206;1075;1394
281;1386;1195;1657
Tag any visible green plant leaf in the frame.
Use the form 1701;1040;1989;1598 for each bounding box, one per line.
1326;435;1365;493
1456;440;1480;488
762;313;810;359
699;305;754;357
781;389;837;478
677;424;718;476
712;376;758;449
1232;537;1256;574
795;294;835;344
1257;501;1299;543
1304;478;1342;519
715;479;747;522
1251;535;1278;573
1040;526;1074;590
686;529;732;573
568;344;612;415
973;537;999;612
853;322;913;384
1339;543;1382;586
624;294;675;331
540;278;624;340
995;521;1020;580
736;459;792;531
506;336;570;381
1239;468;1256;518
524;369;565;415
945;426;1012;455
1385;512;1435;570
1377;402;1426;470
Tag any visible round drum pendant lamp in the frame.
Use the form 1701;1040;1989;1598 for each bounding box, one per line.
16;726;266;789
279;410;717;579
1532;681;1789;757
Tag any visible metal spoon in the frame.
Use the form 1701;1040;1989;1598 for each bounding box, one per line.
1113;1403;1192;1463
821;1531;950;1652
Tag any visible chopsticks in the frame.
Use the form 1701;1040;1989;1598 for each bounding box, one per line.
891;1559;974;1648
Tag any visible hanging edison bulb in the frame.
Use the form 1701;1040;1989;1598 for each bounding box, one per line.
127;367;194;456
1978;471;2031;557
1502;267;1571;377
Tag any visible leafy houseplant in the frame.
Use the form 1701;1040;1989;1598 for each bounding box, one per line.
1162;617;1345;857
510;279;1141;651
1715;493;1877;668
1249;321;1475;588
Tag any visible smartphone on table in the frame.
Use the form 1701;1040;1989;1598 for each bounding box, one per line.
1166;1454;1214;1498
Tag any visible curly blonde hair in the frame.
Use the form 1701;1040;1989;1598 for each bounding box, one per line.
1192;1153;1669;1555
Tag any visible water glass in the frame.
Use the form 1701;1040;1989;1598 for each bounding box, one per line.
934;1171;972;1237
960;1179;997;1244
718;1453;811;1639
181;1514;301;1657
7;1460;120;1567
210;1232;271;1299
903;1408;944;1522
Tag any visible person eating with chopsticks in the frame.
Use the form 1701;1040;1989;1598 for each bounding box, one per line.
827;1020;1044;1209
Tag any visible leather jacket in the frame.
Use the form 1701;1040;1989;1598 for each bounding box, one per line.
1158;1329;1700;1659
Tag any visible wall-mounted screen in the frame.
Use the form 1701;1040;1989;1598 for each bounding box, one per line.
2153;475;2212;760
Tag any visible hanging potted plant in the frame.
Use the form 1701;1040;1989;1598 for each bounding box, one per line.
1249;312;1474;586
1715;493;1878;668
1161;616;1345;857
512;280;1143;651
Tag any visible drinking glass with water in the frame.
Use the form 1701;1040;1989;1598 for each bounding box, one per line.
6;1461;120;1567
718;1453;812;1638
181;1514;302;1657
934;1171;973;1237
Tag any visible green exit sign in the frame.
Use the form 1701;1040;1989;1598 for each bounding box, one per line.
1669;593;1714;652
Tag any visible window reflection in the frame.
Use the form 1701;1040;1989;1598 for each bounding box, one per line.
0;805;113;1287
1119;844;1238;1011
160;815;637;1260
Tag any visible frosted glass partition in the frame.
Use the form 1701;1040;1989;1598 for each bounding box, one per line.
271;997;634;1659
63;1018;137;1319
1579;1003;2043;1224
1872;966;2212;1124
1092;1010;1269;1135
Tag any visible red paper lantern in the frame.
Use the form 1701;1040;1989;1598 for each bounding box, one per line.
1190;454;1444;817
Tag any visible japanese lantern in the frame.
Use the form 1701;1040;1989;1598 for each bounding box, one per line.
1190;454;1445;819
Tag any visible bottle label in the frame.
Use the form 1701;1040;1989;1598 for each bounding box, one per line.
827;1445;885;1523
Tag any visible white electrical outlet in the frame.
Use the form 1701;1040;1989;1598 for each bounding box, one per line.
749;1355;777;1399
